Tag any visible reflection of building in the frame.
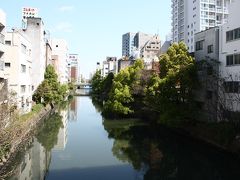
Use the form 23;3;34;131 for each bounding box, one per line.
69;98;77;121
53;109;68;150
10;138;51;180
5;30;33;113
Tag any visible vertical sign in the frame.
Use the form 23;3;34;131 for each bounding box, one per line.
22;7;38;19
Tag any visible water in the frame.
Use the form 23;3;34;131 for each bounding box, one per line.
3;96;240;180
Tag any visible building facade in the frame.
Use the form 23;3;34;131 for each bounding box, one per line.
69;54;79;83
101;57;117;77
5;30;33;113
51;39;69;84
172;0;231;52
194;27;220;121
219;0;240;112
122;32;136;57
22;17;47;91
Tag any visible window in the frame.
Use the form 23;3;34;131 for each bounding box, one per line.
207;45;213;53
226;55;234;65
21;85;26;93
21;64;26;73
227;28;240;42
234;28;240;40
226;31;234;41
226;54;240;66
224;82;240;93
5;62;11;67
235;54;240;65
5;41;11;45
196;40;204;51
21;44;27;54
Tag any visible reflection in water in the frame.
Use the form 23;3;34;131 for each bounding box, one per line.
103;119;240;180
3;97;240;180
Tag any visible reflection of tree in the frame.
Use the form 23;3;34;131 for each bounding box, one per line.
104;119;240;180
91;96;104;113
36;113;63;151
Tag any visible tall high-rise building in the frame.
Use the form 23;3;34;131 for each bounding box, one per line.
122;32;136;57
171;0;232;52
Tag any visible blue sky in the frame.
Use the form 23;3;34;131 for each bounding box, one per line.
1;0;171;78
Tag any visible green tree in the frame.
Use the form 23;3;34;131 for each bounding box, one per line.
91;70;103;95
103;59;144;117
145;42;198;124
33;65;69;107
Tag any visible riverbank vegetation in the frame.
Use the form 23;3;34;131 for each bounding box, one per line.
91;42;198;123
0;65;70;165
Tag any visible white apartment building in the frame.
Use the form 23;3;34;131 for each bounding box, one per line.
22;17;47;91
52;39;69;84
122;32;136;57
101;57;117;77
219;0;240;112
140;35;161;69
172;0;231;52
0;9;7;104
5;30;33;113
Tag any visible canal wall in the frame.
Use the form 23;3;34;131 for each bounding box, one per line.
0;105;52;173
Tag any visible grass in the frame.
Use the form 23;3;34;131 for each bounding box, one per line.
20;104;44;122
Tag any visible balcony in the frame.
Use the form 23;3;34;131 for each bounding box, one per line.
0;59;4;71
0;33;4;44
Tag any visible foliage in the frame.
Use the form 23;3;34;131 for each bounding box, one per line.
103;59;144;117
20;104;44;122
91;70;103;95
36;113;63;151
145;42;198;125
33;65;69;106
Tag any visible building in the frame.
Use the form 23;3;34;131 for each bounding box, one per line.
22;17;47;91
101;57;117;77
194;27;220;121
69;54;79;83
140;34;161;69
171;0;232;52
51;39;69;84
0;9;7;100
122;32;136;57
5;30;33;113
219;0;240;113
117;58;135;72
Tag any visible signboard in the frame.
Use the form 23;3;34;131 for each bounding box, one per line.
22;7;38;19
69;54;79;67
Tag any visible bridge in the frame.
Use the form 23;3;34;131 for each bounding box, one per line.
75;83;92;90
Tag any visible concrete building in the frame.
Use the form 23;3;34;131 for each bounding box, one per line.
140;34;161;69
52;39;69;84
194;27;220;121
4;30;33;113
117;59;135;72
101;57;117;77
69;54;79;83
22;17;47;91
122;32;136;57
171;0;232;52
0;9;7;98
219;0;240;113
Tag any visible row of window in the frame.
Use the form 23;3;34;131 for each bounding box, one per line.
226;28;240;42
195;40;214;53
226;54;240;66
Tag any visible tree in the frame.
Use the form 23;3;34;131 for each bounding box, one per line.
103;59;144;117
33;65;69;107
145;42;198;124
91;70;103;95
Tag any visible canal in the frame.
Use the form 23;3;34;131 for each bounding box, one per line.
3;96;240;180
